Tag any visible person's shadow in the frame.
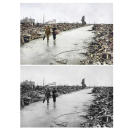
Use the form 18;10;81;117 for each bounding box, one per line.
47;41;49;46
53;102;56;110
53;40;56;46
47;103;49;110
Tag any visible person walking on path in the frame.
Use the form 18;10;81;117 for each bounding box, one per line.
52;87;57;103
52;25;57;41
45;26;51;43
45;88;51;104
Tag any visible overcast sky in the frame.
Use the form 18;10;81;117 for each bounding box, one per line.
20;3;113;24
21;66;113;86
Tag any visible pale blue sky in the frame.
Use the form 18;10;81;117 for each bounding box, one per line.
21;3;113;24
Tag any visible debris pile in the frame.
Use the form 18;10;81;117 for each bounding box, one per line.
20;84;45;108
56;85;85;94
83;24;113;65
20;23;44;44
56;23;82;32
81;87;113;128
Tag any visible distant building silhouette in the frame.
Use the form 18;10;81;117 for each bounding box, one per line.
45;19;56;24
21;17;35;25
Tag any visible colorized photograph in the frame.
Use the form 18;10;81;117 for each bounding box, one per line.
20;3;113;65
20;66;113;127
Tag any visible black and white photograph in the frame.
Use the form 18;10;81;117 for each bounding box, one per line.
20;3;113;65
20;66;113;127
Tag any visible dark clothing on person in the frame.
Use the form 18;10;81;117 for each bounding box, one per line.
45;89;51;104
52;27;57;40
52;88;57;103
53;34;56;40
53;96;56;102
52;27;57;34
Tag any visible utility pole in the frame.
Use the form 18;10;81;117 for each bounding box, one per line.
43;78;45;87
43;14;45;24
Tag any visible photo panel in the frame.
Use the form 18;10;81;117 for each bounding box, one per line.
20;3;113;65
20;66;113;127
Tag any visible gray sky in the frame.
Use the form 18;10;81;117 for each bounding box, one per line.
21;66;113;86
20;3;113;24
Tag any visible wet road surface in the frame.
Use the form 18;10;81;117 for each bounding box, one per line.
21;26;94;65
21;88;94;127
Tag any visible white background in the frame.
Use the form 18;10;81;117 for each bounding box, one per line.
0;0;131;130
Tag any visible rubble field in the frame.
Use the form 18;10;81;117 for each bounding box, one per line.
21;24;113;65
80;87;113;128
20;84;86;108
82;24;113;65
20;23;83;45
